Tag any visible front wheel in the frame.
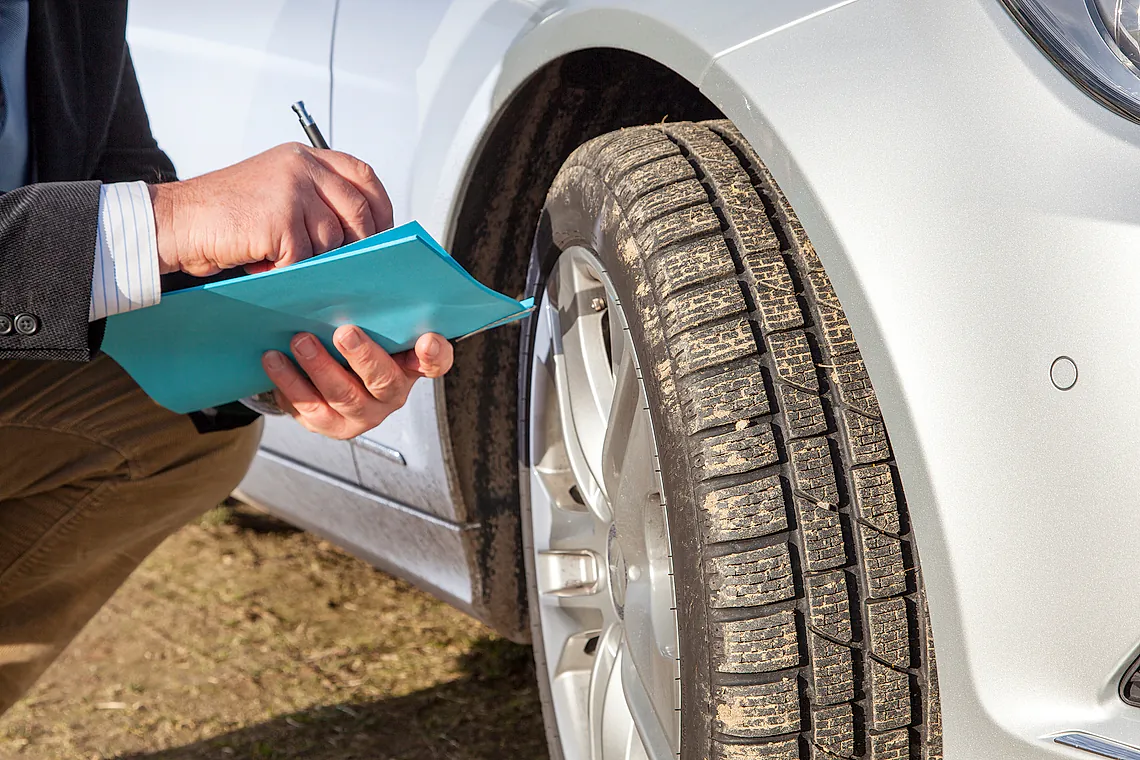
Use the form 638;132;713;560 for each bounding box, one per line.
519;121;941;760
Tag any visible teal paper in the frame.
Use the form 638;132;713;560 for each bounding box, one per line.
102;222;532;414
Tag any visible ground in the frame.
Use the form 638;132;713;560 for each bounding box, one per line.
0;504;549;760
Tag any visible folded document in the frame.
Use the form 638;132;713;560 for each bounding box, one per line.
102;222;533;414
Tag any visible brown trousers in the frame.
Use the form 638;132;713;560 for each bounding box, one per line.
0;355;262;715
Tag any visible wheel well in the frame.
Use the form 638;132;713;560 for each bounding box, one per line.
444;49;722;639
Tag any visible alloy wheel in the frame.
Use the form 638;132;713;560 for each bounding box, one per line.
526;246;681;760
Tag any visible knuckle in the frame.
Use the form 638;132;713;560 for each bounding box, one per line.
292;398;327;418
364;366;404;402
348;194;371;227
358;161;380;184
328;385;366;413
317;217;344;249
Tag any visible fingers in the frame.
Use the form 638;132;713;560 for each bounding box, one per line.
333;326;413;405
261;348;327;420
306;159;377;244
289;332;378;420
398;333;454;378
262;329;451;440
311;150;393;233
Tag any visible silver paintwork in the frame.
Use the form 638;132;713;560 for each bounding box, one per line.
528;248;679;760
235;448;479;612
127;0;1140;756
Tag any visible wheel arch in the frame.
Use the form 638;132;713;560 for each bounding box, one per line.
441;48;723;641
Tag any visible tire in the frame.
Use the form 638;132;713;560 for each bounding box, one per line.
519;120;941;760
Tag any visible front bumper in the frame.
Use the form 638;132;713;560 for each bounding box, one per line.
706;0;1140;756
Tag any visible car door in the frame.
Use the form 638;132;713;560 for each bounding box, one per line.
126;0;358;484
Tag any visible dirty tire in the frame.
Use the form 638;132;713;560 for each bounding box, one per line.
519;121;941;760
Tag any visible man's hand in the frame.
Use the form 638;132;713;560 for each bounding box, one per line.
149;143;392;276
261;327;454;440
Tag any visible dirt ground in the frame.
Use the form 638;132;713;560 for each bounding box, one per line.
0;504;549;760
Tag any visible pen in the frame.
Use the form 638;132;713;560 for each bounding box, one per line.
291;101;329;149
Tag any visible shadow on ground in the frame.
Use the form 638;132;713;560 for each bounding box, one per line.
115;638;548;760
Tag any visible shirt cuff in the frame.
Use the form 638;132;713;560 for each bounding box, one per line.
89;181;162;321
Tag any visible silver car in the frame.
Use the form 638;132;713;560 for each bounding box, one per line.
127;1;1140;758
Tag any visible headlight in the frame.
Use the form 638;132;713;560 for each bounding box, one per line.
1093;0;1140;65
1002;0;1140;121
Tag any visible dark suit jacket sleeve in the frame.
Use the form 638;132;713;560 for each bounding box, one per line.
93;50;177;186
0;181;103;362
0;47;177;363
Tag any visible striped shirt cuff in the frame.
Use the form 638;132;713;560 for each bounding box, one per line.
89;181;162;321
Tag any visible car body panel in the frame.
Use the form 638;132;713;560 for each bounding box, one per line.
708;0;1140;757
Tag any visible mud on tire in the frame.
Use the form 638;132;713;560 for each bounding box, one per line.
521;120;942;760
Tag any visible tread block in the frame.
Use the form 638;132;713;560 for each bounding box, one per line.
805;268;842;313
648;235;736;298
857;525;908;599
870;729;910;760
705;119;824;269
700;474;788;543
768;332;819;391
668;124;783;256
614;154;698;207
852;464;901;535
796;500;847;571
714;738;800;760
806;571;852;642
625;178;708;230
778;385;829;440
789;437;839;505
831;352;882;419
582;127;667;168
925;602;944;760
664;279;748;339
708;543;795;609
812;703;854;758
844;410;891;466
683;362;771;434
869;661;912;730
715;609;799;673
867;597;912;669
671;317;757;376
634;204;722;258
599;138;679;187
809;634;854;705
696;422;779;480
729;204;784;258
742;248;804;334
715;678;801;738
815;302;858;359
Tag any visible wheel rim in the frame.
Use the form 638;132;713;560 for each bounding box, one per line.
527;246;681;760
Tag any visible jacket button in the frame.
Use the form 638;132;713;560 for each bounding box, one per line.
14;314;38;336
0;315;10;335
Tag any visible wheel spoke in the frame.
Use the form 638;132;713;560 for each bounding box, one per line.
619;643;674;760
537;550;601;597
600;335;642;510
548;265;613;522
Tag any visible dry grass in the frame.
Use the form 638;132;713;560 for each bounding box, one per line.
0;504;548;759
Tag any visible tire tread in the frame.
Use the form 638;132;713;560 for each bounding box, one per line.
550;120;939;759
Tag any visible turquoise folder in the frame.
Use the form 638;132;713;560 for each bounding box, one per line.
102;222;533;414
